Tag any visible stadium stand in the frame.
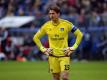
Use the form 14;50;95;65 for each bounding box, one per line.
0;0;107;61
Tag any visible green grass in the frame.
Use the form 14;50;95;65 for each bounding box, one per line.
0;61;107;80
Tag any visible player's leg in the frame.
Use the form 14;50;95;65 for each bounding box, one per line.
48;56;60;80
60;57;70;80
52;73;60;80
61;71;69;80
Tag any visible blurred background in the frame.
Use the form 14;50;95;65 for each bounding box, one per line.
0;0;107;62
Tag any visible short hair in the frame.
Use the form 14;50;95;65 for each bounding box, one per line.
48;5;60;13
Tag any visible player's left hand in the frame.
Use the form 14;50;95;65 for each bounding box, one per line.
43;48;53;56
64;47;75;56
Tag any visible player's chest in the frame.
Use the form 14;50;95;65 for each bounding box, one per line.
46;26;67;37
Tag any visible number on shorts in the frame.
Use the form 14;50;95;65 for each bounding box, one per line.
64;65;70;70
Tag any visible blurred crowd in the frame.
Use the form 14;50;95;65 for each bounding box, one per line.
0;0;107;27
0;0;107;61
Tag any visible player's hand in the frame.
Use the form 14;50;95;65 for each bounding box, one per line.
43;48;53;56
64;47;75;56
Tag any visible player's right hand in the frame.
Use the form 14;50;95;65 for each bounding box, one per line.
43;48;53;56
64;47;75;56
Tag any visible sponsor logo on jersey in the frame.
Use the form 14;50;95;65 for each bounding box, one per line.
60;28;64;31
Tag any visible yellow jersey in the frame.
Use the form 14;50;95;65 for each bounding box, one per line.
33;19;82;56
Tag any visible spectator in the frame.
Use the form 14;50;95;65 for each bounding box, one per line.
0;28;9;54
90;10;102;27
102;3;107;26
0;43;6;61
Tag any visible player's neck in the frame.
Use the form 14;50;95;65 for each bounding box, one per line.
52;18;60;26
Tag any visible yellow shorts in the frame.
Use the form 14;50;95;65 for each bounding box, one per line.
48;56;70;73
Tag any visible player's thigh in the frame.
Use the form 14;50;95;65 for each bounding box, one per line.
48;56;60;73
60;57;70;72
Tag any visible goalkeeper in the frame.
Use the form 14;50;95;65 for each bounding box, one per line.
33;5;83;80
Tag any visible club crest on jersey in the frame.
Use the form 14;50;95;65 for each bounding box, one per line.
60;28;64;31
48;28;51;31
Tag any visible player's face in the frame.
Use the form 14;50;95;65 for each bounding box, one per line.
49;10;59;21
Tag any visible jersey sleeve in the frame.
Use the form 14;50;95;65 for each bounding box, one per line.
33;24;47;52
72;29;83;49
66;20;83;49
67;21;77;33
36;25;46;38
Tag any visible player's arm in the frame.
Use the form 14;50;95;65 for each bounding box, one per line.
33;27;47;52
33;25;52;56
65;24;83;56
65;29;83;56
72;27;83;50
66;21;83;50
